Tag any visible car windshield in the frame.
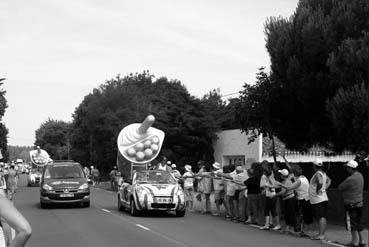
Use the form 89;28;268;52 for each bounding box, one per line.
135;171;176;184
44;165;84;179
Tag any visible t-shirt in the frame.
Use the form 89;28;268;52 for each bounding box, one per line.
183;171;194;188
233;171;248;190
244;176;261;195
212;169;224;191
260;174;276;198
338;171;364;206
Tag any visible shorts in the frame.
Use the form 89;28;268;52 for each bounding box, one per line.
233;190;240;201
345;206;364;231
312;201;328;219
184;187;194;202
264;196;278;217
214;190;225;203
298;199;313;225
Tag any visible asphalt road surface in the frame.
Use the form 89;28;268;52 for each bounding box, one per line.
14;175;327;247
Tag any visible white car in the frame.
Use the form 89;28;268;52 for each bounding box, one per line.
117;170;186;217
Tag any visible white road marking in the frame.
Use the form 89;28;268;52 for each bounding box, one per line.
323;240;346;247
136;224;150;231
102;209;111;213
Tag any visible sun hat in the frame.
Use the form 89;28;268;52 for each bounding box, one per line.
167;161;172;165
171;164;176;168
212;162;221;170
184;165;192;172
235;166;244;172
345;160;358;169
278;169;289;176
313;158;323;166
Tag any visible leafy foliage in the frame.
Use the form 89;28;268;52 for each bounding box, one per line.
35;119;71;160
70;72;221;175
264;0;369;150
0;82;8;161
326;84;369;152
7;146;33;162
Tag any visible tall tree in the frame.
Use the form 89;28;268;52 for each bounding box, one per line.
264;0;369;150
235;67;279;163
326;83;369;153
35;119;71;160
70;72;219;175
0;81;8;161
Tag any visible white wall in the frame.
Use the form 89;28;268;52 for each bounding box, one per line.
213;129;262;169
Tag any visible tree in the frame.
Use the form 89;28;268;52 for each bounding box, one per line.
0;81;8;161
35;119;71;160
235;67;279;163
70;71;219;175
326;83;369;153
264;0;369;150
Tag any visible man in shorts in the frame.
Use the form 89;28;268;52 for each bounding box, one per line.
309;158;331;241
338;160;365;247
212;162;224;216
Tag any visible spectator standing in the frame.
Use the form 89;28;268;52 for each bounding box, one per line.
212;162;224;216
244;168;261;224
309;158;331;241
109;166;118;191
338;160;365;247
233;166;248;223
260;165;281;230
279;164;313;235
199;164;212;214
171;164;181;180
275;169;299;233
6;164;18;201
183;165;194;211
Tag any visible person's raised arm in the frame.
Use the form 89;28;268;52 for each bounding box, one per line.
0;197;31;247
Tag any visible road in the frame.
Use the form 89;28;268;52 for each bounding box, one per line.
14;175;327;247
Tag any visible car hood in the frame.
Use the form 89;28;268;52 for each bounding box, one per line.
138;184;179;197
44;178;87;189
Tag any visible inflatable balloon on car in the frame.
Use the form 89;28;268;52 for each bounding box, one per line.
117;115;165;164
30;146;52;167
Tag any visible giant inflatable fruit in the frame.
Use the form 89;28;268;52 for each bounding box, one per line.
117;115;165;164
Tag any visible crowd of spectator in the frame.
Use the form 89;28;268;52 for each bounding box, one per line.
180;157;366;247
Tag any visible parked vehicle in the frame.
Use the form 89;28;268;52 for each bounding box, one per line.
117;169;186;217
27;167;42;186
40;161;90;208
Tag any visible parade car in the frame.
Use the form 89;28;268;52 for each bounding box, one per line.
27;168;42;186
40;161;90;208
117;170;186;217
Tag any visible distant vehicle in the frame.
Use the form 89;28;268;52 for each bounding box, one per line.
117;169;186;217
40;161;90;208
27;167;42;186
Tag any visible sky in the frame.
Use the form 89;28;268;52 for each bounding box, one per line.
0;0;298;146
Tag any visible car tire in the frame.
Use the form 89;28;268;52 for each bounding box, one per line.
176;210;186;217
40;202;48;209
83;202;90;208
118;195;124;212
130;198;139;216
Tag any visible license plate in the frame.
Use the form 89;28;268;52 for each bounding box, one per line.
156;198;172;203
60;193;74;198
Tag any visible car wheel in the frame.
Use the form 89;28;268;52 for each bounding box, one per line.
176;210;186;217
40;202;48;209
130;198;139;216
83;202;90;208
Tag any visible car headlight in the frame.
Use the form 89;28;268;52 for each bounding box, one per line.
42;184;53;191
78;183;89;190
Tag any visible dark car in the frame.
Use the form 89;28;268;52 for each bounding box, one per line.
40;161;90;208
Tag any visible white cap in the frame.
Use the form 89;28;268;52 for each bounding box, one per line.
184;165;192;172
313;158;323;166
345;160;358;169
278;169;289;176
212;162;221;170
171;164;176;168
167;161;172;165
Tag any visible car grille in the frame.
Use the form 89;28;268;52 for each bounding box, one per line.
55;189;78;193
46;193;86;201
151;203;176;209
